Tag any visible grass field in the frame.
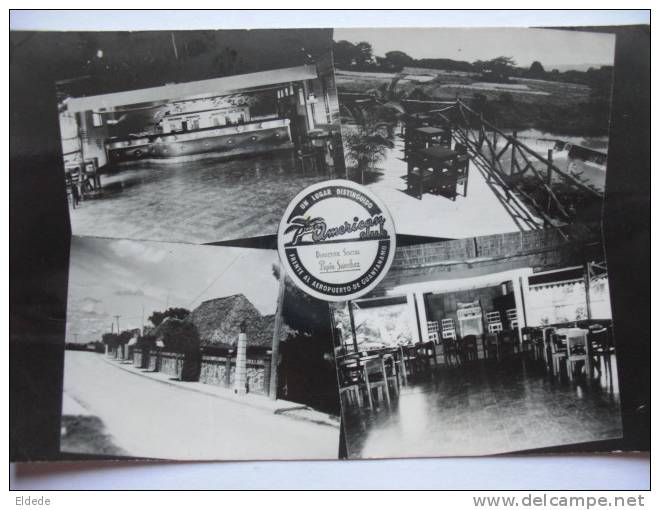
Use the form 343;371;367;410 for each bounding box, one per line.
337;69;590;106
336;69;608;136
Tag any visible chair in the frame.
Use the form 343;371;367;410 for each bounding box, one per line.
337;359;364;409
362;357;391;410
442;336;461;366
520;327;543;360
460;334;478;362
441;318;457;340
65;163;84;207
506;308;518;329
296;142;323;174
542;327;556;371
393;346;409;386
550;333;567;378
83;157;102;193
381;354;400;397
402;344;421;379
566;330;590;381
440;318;459;365
486;311;503;334
497;330;517;360
416;341;438;371
482;333;498;360
64;171;80;208
441;154;469;200
589;326;615;377
427;321;440;344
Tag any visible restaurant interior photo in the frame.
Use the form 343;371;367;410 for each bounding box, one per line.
332;227;622;458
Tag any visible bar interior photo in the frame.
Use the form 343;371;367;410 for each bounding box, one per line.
55;30;344;244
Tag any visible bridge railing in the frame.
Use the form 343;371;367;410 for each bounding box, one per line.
448;100;603;228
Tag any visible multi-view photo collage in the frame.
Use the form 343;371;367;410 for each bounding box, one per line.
56;27;621;460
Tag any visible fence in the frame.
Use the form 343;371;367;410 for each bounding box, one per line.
199;354;271;395
128;348;271;395
159;352;185;379
446;100;604;237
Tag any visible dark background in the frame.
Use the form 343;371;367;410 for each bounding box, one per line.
10;26;649;462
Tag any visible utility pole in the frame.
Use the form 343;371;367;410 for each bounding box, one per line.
584;262;593;320
170;32;179;60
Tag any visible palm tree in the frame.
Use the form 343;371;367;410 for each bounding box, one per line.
340;104;394;184
284;216;325;245
366;75;408;138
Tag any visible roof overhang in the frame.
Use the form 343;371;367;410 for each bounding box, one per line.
387;267;533;296
63;64;318;113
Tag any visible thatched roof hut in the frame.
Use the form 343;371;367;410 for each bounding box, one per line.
187;294;289;350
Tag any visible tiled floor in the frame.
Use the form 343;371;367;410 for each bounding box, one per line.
343;356;622;458
69;151;338;244
349;136;541;239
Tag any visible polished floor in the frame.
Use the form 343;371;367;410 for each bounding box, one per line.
343;356;622;458
69;152;337;244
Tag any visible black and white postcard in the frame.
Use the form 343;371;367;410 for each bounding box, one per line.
334;27;614;239
10;22;649;467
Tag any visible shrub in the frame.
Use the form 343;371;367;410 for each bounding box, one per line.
156;319;201;381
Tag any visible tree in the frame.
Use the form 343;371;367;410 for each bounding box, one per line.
332;40;357;69
353;42;374;67
529;61;546;78
155;319;202;381
474;56;517;82
116;330;133;358
148;307;190;327
366;75;409;137
332;40;374;69
101;332;119;355
382;50;414;71
156;319;200;354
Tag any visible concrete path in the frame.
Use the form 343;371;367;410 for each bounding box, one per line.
61;351;340;461
356;137;540;239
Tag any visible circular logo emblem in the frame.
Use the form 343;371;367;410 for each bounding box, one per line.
277;179;396;301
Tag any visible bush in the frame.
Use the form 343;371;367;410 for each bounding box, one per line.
156;319;201;381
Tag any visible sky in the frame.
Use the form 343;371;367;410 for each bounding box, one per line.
334;27;616;70
65;237;280;343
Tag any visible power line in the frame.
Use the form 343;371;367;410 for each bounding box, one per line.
186;253;243;309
